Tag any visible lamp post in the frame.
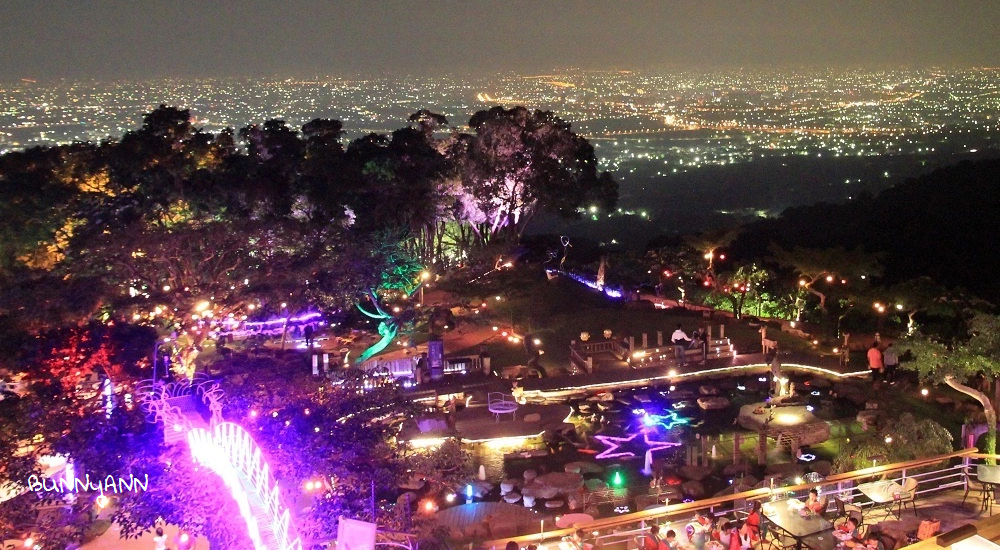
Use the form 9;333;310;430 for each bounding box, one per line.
152;338;171;383
419;271;430;305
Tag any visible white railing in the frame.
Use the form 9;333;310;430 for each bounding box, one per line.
483;449;979;550
189;422;303;550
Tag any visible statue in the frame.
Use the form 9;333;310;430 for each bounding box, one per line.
559;236;572;271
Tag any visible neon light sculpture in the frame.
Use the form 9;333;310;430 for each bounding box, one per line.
640;411;690;431
594;430;681;462
356;287;417;364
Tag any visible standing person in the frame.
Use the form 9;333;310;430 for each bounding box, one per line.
304;324;315;349
153;527;168;550
672;325;692;367
883;342;899;384
695;326;710;364
867;342;884;383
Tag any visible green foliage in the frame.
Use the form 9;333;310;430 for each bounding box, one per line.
833;413;953;473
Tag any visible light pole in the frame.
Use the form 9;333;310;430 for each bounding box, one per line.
419;271;430;305
152;338;171;383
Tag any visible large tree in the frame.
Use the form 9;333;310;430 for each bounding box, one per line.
901;313;1000;456
770;244;883;314
462;106;617;240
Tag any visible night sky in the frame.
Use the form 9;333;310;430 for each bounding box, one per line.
2;0;999;80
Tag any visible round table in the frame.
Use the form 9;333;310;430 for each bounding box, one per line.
556;513;595;528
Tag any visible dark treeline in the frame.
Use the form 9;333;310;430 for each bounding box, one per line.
730;159;1000;304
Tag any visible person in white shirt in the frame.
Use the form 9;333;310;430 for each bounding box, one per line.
153;527;168;550
883;342;899;384
671;325;692;366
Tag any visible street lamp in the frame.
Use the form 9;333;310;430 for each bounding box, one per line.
152;338;171;383
419;271;430;305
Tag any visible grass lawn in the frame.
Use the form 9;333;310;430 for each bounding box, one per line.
439;266;815;373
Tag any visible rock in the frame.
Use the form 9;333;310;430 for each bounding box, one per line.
545;499;565;508
810;461;833;477
500;479;518;495
536;485;561;499
503;492;522;504
523;412;542;423
584;506;601;518
584;478;607;491
417;417;449;432
568;494;582;510
699;385;720;396
857;409;879;431
565;461;604;474
681;480;706;499
523;469;538;482
523;495;536;507
469;480;492;498
765;463;804;477
679;465;713;481
723;463;752;476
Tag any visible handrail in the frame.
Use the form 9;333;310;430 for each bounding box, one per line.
482;448;980;549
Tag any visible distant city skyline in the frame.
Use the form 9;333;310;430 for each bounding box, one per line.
2;0;999;81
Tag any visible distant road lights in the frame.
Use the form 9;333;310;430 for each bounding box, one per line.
896;304;905;311
826;275;834;282
884;435;893;444
921;388;929;396
533;338;542;346
799;280;807;287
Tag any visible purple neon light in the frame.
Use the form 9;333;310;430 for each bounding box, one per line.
546;269;623;299
244;312;322;328
594;429;682;460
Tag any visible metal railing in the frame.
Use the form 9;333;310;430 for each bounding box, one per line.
483;448;980;550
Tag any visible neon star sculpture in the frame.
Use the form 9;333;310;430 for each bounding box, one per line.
641;411;690;431
594;429;682;460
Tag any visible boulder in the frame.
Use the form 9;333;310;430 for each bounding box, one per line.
681;480;706;499
765;463;804;477
523;412;542;423
523;469;538;482
500;479;518;495
567;494;582;510
810;461;833;477
679;464;713;481
503;492;521;504
723;463;752;476
523;495;536;507
545;499;565;508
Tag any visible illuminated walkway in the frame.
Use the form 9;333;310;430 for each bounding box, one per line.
142;380;302;550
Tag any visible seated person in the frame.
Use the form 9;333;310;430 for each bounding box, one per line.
744;502;762;542
837;517;860;540
805;489;826;515
641;525;664;550
845;533;885;550
687;512;713;550
663;529;681;550
729;521;753;550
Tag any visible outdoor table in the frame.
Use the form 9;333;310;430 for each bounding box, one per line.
857;480;905;521
800;530;841;550
976;464;1000;515
762;499;834;550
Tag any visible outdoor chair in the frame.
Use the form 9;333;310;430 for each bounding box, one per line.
895;477;918;517
832;497;864;524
